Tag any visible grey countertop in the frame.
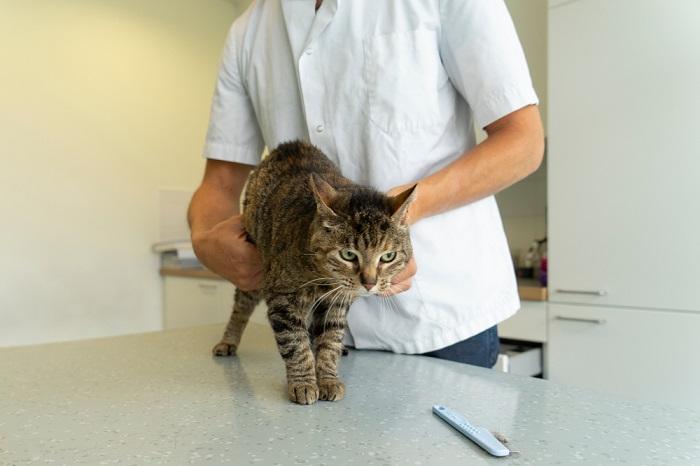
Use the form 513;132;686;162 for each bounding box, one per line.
1;324;698;465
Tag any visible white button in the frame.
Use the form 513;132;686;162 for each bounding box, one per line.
315;124;325;133
305;47;313;55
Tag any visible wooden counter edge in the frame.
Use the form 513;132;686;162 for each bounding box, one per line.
160;267;221;280
518;285;548;301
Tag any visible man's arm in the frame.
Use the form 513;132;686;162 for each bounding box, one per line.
188;160;263;290
389;105;544;224
386;105;544;292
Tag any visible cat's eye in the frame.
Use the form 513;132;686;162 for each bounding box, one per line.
380;251;397;263
339;249;357;261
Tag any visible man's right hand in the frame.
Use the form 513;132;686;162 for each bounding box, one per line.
191;214;263;291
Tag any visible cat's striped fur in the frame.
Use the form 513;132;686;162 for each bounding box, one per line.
213;140;415;405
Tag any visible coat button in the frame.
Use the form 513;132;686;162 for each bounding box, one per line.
315;124;325;133
305;47;313;55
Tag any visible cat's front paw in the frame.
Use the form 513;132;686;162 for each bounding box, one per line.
288;381;319;405
212;342;237;357
318;378;345;401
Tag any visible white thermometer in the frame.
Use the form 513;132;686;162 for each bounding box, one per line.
432;404;511;457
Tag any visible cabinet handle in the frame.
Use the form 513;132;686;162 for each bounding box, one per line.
554;315;606;324
555;288;607;296
198;283;217;291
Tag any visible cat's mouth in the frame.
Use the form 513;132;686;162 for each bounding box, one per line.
357;284;390;296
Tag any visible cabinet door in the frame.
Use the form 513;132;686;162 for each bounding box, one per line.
547;303;700;408
163;277;231;329
548;0;700;311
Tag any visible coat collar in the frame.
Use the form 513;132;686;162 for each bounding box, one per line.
280;0;338;61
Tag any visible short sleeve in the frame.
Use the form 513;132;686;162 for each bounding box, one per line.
202;21;264;165
439;0;539;129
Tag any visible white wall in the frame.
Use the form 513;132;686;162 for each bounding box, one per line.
0;0;545;346
505;0;548;131
0;0;247;346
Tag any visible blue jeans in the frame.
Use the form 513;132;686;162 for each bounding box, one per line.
421;326;500;368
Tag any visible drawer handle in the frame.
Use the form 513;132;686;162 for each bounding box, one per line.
554;315;606;324
555;288;607;296
198;283;217;290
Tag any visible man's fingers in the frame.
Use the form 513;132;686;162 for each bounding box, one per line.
391;257;417;284
392;280;412;294
380;279;412;297
229;237;262;263
231;269;263;291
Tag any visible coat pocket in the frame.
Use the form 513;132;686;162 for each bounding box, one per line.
363;28;449;135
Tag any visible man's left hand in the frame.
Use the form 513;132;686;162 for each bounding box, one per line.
382;257;416;296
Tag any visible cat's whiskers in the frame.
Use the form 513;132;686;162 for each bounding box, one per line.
309;285;344;317
379;295;389;314
376;294;383;312
390;297;401;314
322;287;344;334
379;285;401;314
333;290;353;335
299;277;341;288
323;287;347;332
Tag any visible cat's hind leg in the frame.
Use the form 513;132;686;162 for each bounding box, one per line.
212;288;261;356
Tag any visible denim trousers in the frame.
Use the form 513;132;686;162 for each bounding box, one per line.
421;326;500;368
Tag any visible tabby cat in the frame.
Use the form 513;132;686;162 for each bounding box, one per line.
212;140;416;405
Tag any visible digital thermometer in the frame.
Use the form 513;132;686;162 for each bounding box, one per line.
432;404;511;457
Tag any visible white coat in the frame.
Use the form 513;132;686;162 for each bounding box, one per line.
203;0;538;353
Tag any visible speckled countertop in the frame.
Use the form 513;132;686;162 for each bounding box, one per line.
1;324;698;465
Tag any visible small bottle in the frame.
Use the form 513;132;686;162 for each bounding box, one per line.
520;241;539;279
537;238;548;287
538;255;548;287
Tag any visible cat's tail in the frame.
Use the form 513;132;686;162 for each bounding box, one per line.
212;288;262;356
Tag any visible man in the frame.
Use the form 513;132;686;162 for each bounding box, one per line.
188;0;544;368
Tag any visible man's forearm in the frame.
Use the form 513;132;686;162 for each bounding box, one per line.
187;160;253;235
188;185;240;234
408;105;544;223
187;160;262;289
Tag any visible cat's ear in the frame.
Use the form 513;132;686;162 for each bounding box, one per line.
309;174;338;217
389;184;417;225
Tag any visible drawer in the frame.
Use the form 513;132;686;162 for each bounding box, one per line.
548;303;700;408
498;301;547;342
495;343;542;377
163;276;232;329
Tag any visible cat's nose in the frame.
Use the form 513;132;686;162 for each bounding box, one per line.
362;282;376;291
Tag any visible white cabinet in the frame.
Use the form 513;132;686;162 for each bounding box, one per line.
162;276;269;330
547;0;700;406
548;303;700;408
548;0;700;311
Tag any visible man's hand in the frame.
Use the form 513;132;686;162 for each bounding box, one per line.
381;257;417;296
387;106;544;224
188;160;261;290
382;185;419;296
191;214;263;291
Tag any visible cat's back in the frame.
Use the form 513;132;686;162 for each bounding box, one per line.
244;141;345;241
259;141;339;179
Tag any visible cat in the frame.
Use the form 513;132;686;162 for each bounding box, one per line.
212;140;416;405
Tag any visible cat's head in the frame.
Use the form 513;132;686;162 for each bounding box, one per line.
308;174;416;297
